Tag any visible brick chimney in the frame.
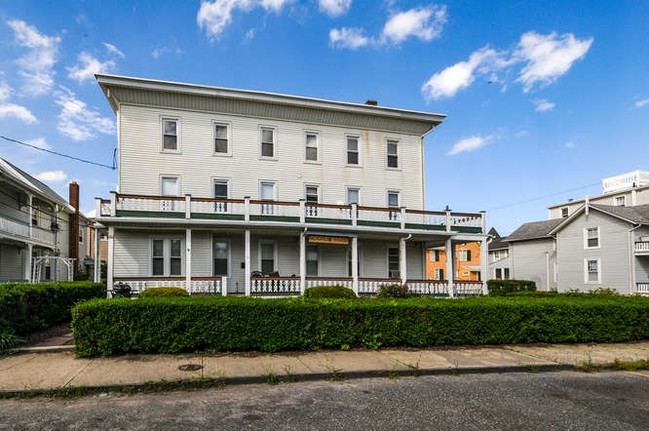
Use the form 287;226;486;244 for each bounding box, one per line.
69;181;80;278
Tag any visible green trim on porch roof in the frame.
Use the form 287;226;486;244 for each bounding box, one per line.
357;220;401;228
250;215;301;223
405;223;446;231
306;217;352;225
115;210;185;219
191;213;245;221
455;226;483;234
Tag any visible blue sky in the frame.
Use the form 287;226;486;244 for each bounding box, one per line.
0;0;647;234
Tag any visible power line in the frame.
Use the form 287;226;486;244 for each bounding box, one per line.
0;134;115;170
486;182;601;212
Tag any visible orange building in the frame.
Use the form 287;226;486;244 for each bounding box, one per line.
426;242;482;281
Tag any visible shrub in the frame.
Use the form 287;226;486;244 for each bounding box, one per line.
303;285;356;299
487;279;536;296
139;287;190;298
72;294;649;357
377;283;410;298
0;281;105;336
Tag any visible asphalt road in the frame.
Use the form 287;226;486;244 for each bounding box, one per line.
1;371;649;430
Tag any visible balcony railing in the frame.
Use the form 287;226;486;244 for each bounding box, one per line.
0;214;56;245
97;193;485;234
112;277;225;295
637;282;649;295
635;241;649;254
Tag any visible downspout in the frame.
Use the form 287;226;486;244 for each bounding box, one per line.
400;234;412;285
629;224;642;294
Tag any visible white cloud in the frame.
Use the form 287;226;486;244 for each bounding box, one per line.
329;27;371;49
197;0;293;40
35;170;67;183
26;137;50;150
7;20;61;96
381;5;447;44
532;98;555;112
103;42;125;59
319;0;351;17
565;141;576;149
67;52;116;83
83;208;97;218
421;31;592;100
0;103;37;124
635;98;649;109
447;135;491;156
151;46;184;59
54;88;116;141
515;31;593;92
0;79;11;101
422;48;500;100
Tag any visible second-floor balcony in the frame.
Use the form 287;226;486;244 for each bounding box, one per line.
0;213;56;245
635;241;649;255
97;193;485;234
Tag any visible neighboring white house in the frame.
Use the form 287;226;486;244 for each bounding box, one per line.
0;158;75;282
93;74;488;296
487;228;511;280
507;170;649;294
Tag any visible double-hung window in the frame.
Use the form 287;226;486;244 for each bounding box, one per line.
347;136;359;165
260;181;276;215
214;179;229;213
305;185;319;217
388;247;400;278
386;139;399;168
387;191;400;221
213;240;229;276
434;268;444;280
261;127;275;158
430;250;441;262
160;176;179;211
214;123;229;154
306;246;318;276
585;227;600;249
305;132;318;162
585;259;600;283
162;119;178;151
151;238;182;276
615;196;626;207
260;242;276;274
458;249;471;261
346;188;360;205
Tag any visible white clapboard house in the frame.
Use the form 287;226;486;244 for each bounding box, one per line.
93;75;487;296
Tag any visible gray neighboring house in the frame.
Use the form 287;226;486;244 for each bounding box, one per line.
549;204;649;294
506;219;562;291
487;228;511;280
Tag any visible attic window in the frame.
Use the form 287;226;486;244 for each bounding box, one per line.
561;207;569;218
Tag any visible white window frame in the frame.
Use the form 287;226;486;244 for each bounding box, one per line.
584;227;600;249
433;268;444;280
386;138;399;169
306;245;318;277
387;246;400;279
458;249;471;261
161;117;180;153
213;121;231;156
213;178;230;213
430;249;441;262
615;196;626;207
160;175;180;212
259;181;277;201
212;238;230;277
150;237;184;277
260;126;277;159
561;207;569;218
305;184;320;217
584;258;601;284
346;135;361;166
259;241;278;274
304;131;319;163
346;187;360;205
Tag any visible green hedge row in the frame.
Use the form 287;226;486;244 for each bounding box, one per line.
487;279;537;295
0;281;105;335
72;295;649;357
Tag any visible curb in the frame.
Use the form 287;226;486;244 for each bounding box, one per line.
9;345;75;354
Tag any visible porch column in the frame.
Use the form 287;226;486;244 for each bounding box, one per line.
24;243;33;282
27;193;33;239
399;237;407;285
351;237;359;294
93;225;100;283
481;236;488;295
244;229;251;296
185;228;192;293
107;226;115;295
299;231;306;293
445;238;455;298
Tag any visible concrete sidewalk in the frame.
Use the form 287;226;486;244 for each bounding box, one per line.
2;341;649;396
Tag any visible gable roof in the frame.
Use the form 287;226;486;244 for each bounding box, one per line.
547;203;649;235
506;219;563;242
0;158;72;211
487;227;508;250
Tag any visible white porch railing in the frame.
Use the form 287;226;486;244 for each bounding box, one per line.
251;277;301;295
305;277;354;289
637;282;649;295
99;193;485;234
635;242;649;253
407;279;449;296
453;281;484;296
112;277;225;295
357;278;402;295
0;214;55;245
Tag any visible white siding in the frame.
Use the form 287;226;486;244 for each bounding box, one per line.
0;244;25;280
556;211;631;293
510;239;556;291
118;105;424;209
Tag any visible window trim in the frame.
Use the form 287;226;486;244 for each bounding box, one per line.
584;258;601;284
346;187;361;205
614;196;626;207
306;245;319;277
304;131;320;163
213;121;232;156
259;180;277;201
561;207;569;218
584;227;600;250
161;117;180;153
212;238;230;277
260;126;277;160
386;138;400;170
346;134;361;166
387;246;400;279
433;268;444;280
259;241;278;274
150;237;184;277
160;175;181;196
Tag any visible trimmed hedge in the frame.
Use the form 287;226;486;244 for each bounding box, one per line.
72;295;649;357
488;279;536;296
1;281;105;336
377;284;410;298
139;287;190;298
303;285;356;299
